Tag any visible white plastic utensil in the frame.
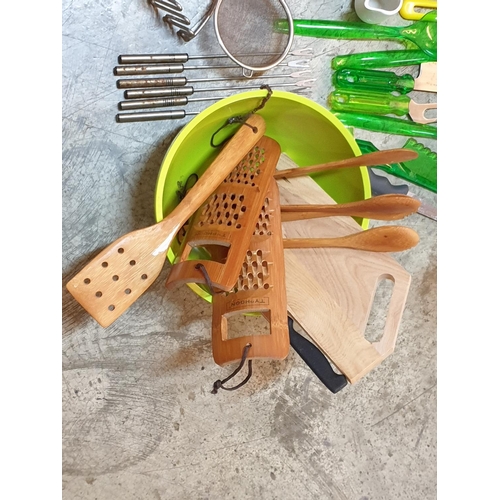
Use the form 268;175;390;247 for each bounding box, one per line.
354;0;403;24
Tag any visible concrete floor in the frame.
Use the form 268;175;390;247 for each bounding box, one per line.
62;1;437;498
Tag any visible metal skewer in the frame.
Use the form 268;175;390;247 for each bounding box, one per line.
113;59;309;76
118;95;221;110
123;80;314;99
116;109;198;123
117;48;313;65
116;70;312;89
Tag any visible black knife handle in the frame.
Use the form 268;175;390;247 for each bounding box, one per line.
288;317;348;394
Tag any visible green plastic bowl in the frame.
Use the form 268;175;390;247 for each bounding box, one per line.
154;90;370;302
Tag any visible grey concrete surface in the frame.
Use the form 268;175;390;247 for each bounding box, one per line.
62;1;437;499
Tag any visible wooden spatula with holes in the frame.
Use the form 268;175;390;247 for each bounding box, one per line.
66;114;266;327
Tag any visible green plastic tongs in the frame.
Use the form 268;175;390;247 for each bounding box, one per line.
275;11;437;69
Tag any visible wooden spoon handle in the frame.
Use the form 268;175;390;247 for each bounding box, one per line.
283;226;419;252
281;194;421;221
274;148;418;179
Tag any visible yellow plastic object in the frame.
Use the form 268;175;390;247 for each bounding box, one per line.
154;90;370;302
400;0;437;20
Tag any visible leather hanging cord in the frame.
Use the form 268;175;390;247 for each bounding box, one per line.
194;263;225;295
210;85;273;148
211;343;253;394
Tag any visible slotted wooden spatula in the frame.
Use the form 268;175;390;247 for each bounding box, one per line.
165;136;281;292
66;114;266;327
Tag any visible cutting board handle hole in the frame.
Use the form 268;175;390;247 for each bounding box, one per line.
364;276;395;344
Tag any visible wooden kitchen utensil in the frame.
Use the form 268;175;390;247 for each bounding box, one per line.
211;178;289;366
274;148;418;180
66;113;266;328
165;136;281;293
283;226;419;251
413;62;437;92
280;193;421;221
278;154;412;383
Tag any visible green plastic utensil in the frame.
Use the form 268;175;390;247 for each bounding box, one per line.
333;68;416;94
356;138;437;193
275;11;437;59
332;49;434;70
332;65;436;94
333;111;437;139
328;89;436;124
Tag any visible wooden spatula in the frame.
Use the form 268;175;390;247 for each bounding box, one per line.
66;114;266;327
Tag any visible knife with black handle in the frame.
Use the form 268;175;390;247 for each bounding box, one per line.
288;317;348;394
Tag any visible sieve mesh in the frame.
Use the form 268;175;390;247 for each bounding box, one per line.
214;0;294;74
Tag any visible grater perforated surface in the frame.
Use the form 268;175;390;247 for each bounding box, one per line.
165;136;281;292
211;178;289;365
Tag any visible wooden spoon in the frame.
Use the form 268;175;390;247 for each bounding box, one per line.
281;193;420;221
274;148;418;180
283;226;419;252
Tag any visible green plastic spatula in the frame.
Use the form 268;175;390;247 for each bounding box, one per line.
356;138;437;193
275;11;437;58
334;111;437;139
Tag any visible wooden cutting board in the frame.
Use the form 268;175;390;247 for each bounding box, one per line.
277;154;411;384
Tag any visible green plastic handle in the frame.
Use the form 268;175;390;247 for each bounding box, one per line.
276;18;408;41
332;49;435;70
329;89;410;117
333;112;437;139
274;12;436;57
332;68;415;94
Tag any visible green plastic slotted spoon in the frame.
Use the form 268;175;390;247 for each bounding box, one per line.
275;11;437;59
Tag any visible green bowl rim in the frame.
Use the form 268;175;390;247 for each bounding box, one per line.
154;90;371;301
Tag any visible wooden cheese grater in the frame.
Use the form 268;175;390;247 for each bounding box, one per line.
211;178;290;366
165;136;281;293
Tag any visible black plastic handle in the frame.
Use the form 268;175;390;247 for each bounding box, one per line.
288;317;348;394
369;170;409;196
